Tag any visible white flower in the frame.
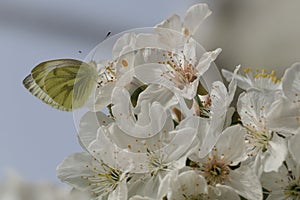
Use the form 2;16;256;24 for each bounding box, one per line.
57;152;129;200
222;67;282;91
166;170;241;200
176;67;237;158
267;63;300;134
134;39;221;99
85;118;196;199
238;89;288;172
57;112;129;199
75;87;198;199
191;125;263;200
261;154;300;200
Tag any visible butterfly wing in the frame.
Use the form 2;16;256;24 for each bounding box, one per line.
23;59;98;111
44;61;98;110
23;74;70;111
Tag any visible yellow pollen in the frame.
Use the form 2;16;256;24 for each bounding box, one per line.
246;68;281;83
244;68;253;74
121;59;128;67
183;28;189;37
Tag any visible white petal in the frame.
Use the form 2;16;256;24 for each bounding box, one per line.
266;193;286;200
134;84;175;113
196;48;222;76
164;127;197;163
288;131;300;164
237;89;282;133
112;32;136;59
226;166;263;200
184;3;212;36
135;63;171;86
221;69;252;90
177;116;209;144
129;196;154;200
135;63;198;99
112;87;168;138
212;185;240;200
263;133;287;172
155;14;185;49
268;98;300;135
215;125;247;164
115;49;136;77
261;166;289;192
224;107;235;128
156;14;182;32
210;81;229;114
200;61;223;93
183;39;197;63
78;111;113;151
56;152;98;191
89;126;148;173
168;171;207;200
88;82;115;112
135;33;162;49
282;62;300;104
108;181;128;200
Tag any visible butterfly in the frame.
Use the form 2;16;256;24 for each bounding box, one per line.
23;59;98;111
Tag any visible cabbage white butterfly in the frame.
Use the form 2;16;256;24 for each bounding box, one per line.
23;59;98;111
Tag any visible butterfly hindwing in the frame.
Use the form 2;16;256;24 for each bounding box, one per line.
23;74;70;111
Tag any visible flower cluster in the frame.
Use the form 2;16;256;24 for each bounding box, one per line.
0;172;88;200
56;4;300;200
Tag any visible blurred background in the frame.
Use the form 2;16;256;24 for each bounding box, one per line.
0;0;299;184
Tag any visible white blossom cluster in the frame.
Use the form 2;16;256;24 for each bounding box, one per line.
0;172;88;200
57;4;300;200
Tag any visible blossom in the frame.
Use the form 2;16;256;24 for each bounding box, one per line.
166;170;241;200
222;67;282;91
87;109;197;199
261;153;300;200
267;63;300;135
0;172;88;200
134;40;221;100
237;89;288;172
57;112;130;200
190;125;263;200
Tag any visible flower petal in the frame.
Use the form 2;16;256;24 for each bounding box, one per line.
56;152;99;191
184;3;212;36
168;170;208;200
196;48;222;76
263;133;287;172
112;87;168;138
282;62;300;104
215;125;247;164
226;166;263;200
288;130;300;164
78;111;113;151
